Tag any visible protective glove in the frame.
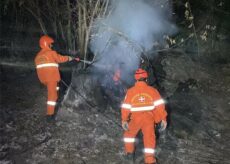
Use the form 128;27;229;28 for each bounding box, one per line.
122;121;129;131
75;57;80;62
68;56;74;61
159;120;167;132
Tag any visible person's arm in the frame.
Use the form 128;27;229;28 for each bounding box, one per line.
152;89;167;131
52;51;72;63
152;88;167;124
121;91;131;130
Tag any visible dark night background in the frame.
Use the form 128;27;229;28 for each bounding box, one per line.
0;0;230;164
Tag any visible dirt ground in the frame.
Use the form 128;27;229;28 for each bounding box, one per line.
1;60;230;164
0;64;125;164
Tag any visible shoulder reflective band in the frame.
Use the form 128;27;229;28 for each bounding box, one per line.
154;99;165;106
131;106;155;112
36;63;58;68
47;101;56;106
144;148;155;154
124;137;135;143
121;103;131;109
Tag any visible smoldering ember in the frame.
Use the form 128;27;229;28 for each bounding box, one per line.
0;0;230;164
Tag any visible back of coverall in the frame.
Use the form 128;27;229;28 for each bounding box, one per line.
121;81;167;164
35;49;69;116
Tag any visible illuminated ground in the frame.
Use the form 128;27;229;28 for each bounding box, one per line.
1;56;230;164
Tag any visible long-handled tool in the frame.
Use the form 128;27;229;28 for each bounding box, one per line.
75;57;113;70
75;57;93;64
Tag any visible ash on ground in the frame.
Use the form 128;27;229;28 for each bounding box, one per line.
1;50;230;164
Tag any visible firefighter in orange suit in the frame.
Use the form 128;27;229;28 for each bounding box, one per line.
121;68;167;164
35;35;78;121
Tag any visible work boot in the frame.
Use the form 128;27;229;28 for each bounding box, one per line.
124;153;134;164
46;115;56;123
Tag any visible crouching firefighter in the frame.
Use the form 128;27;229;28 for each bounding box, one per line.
34;35;79;122
121;68;167;164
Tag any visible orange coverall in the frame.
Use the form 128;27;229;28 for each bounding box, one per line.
35;49;69;116
121;81;167;164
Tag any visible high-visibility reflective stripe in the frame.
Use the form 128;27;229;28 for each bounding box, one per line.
154;99;165;106
56;87;60;91
36;63;58;68
131;106;155;112
47;101;56;106
121;103;132;109
144;148;155;154
124;138;135;143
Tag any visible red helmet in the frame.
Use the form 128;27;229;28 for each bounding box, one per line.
39;35;54;49
135;68;148;80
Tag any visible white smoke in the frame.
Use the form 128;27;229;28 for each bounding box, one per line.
89;0;176;82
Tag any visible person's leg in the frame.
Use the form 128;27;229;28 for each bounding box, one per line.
46;81;58;116
123;119;141;153
123;116;142;162
142;121;156;164
54;82;62;116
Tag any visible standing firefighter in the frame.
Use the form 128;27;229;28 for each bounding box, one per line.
35;35;77;121
121;68;167;164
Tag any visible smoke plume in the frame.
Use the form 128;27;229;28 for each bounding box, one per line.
89;0;176;83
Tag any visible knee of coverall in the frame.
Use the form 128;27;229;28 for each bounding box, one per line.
46;82;58;116
123;120;141;153
47;81;58;101
142;123;156;148
142;123;156;164
123;131;137;153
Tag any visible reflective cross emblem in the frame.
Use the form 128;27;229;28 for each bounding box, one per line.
138;96;145;102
